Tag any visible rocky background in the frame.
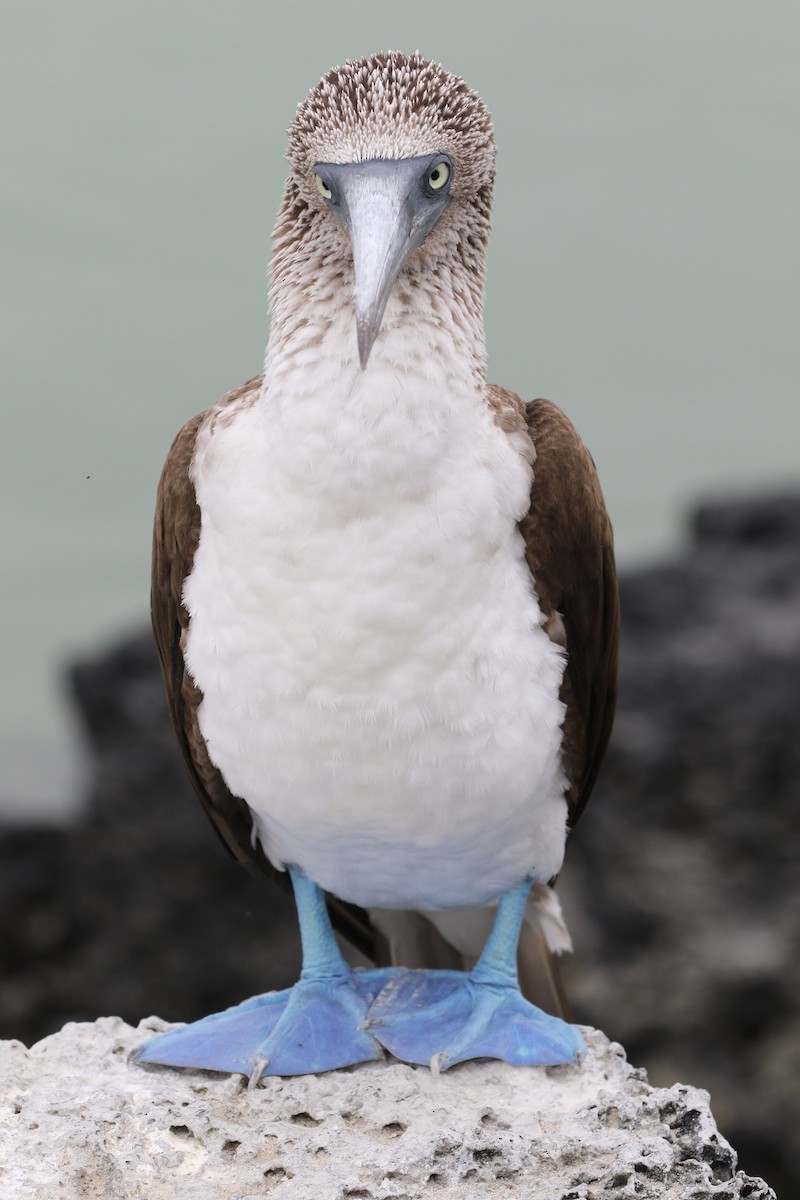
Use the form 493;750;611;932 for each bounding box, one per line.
1;491;798;1195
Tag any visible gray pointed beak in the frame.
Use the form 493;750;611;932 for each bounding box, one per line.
314;155;452;368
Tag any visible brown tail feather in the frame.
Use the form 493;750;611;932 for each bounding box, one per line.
516;918;572;1020
369;908;467;973
363;906;571;1021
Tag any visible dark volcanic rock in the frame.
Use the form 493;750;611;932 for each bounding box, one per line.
1;489;798;1195
0;634;302;1048
560;490;800;1198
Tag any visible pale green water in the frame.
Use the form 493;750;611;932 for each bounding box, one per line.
2;1;798;817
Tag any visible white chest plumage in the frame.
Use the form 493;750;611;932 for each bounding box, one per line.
183;312;568;911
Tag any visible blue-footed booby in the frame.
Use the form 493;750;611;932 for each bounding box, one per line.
135;51;619;1079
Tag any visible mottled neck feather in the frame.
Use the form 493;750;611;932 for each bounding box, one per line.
264;52;497;390
266;174;492;388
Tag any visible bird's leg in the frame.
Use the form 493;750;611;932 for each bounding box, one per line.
366;877;586;1072
469;873;530;986
134;865;387;1079
235;864;387;1077
291;863;352;980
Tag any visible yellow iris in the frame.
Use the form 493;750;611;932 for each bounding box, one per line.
428;162;450;191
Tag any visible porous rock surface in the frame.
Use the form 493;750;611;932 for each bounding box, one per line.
0;1019;775;1199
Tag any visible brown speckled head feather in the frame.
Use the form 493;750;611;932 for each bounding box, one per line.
270;52;495;330
287;52;494;189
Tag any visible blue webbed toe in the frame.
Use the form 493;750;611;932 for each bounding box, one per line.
135;966;395;1079
366;967;585;1072
254;968;389;1076
134;987;292;1076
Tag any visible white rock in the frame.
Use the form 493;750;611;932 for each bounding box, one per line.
0;1018;776;1199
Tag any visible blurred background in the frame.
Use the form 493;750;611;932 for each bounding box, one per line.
1;0;798;1193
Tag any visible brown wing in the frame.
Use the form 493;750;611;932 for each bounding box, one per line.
151;376;377;955
151;378;270;874
519;396;619;828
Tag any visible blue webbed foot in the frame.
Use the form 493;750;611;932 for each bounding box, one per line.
135;868;402;1079
366;967;585;1072
135;967;395;1079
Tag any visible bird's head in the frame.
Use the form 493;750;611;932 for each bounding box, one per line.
274;52;496;369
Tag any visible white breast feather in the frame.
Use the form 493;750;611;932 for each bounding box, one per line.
184;299;568;910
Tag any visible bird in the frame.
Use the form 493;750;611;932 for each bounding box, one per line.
135;51;619;1081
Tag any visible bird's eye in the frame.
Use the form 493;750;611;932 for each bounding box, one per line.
427;161;451;192
315;174;333;200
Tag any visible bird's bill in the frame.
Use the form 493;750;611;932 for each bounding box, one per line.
315;157;450;368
